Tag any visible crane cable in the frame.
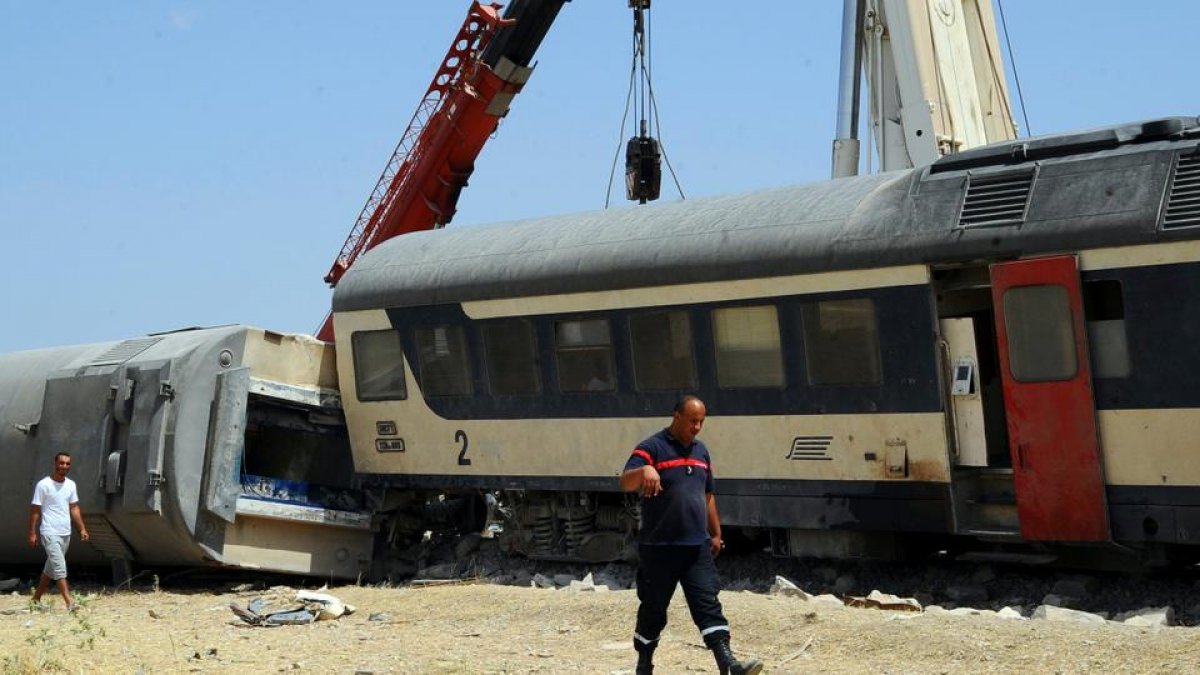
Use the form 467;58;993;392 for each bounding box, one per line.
995;0;1031;137
605;2;684;208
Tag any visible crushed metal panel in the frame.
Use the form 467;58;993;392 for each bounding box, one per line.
248;377;342;411
204;368;250;523
234;497;371;530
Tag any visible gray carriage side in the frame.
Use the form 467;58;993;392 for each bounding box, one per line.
0;326;372;580
334;117;1200;312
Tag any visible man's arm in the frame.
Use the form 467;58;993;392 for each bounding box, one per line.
620;465;662;497
28;505;40;548
706;492;722;557
69;503;89;542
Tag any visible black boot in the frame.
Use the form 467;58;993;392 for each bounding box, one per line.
709;635;763;675
634;644;655;674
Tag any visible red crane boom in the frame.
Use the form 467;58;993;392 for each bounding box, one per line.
318;0;568;341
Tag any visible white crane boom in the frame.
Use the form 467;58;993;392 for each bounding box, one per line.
833;0;1019;176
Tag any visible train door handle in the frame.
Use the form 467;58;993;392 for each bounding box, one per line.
1017;442;1029;470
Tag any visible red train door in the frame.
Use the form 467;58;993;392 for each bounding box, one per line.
990;255;1110;542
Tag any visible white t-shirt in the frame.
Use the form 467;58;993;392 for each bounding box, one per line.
31;476;79;537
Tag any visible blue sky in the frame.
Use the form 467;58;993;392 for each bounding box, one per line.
2;2;1196;353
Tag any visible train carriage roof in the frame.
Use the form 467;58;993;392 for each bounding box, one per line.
334;118;1199;312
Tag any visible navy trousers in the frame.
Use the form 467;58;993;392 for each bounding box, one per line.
633;543;729;651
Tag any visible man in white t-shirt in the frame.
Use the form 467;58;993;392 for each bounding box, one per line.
29;452;90;611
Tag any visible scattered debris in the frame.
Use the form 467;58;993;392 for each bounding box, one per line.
769;575;812;600
939;607;996;618
810;594;847;610
844;590;922;612
1032;604;1108;624
779;637;814;664
230;588;356;627
1115;606;1175;628
997;606;1026;620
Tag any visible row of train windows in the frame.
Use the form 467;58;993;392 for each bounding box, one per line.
351;299;882;401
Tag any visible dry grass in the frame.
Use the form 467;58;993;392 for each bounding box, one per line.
3;584;1200;673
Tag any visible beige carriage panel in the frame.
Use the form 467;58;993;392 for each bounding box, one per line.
1098;409;1200;486
1080;240;1200;271
221;513;372;580
242;328;339;389
351;408;949;482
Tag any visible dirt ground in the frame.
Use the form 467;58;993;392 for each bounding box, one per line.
4;580;1200;674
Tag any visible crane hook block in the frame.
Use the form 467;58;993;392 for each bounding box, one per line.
625;135;662;203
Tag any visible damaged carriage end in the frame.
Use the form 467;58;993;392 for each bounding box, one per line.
196;328;373;579
0;326;373;582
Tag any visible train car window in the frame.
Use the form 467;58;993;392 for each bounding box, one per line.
630;311;697;390
1002;285;1077;382
555;319;616;392
414;325;473;396
712;305;784;388
1084;280;1131;379
351;329;408;401
801;298;882;385
481;319;541;395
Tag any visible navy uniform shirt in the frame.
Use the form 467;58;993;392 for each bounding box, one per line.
623;428;716;546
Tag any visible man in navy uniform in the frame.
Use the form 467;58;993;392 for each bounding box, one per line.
620;396;762;675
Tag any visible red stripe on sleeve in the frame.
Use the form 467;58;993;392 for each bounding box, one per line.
631;448;653;464
654;458;710;472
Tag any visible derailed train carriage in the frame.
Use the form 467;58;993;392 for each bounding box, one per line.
0;326;373;579
332;117;1200;566
5;116;1200;578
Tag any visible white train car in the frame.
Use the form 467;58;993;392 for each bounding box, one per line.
331;117;1200;565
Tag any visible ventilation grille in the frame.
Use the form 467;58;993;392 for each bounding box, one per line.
957;169;1036;229
785;436;832;461
89;337;161;366
81;515;133;560
1163;151;1200;229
